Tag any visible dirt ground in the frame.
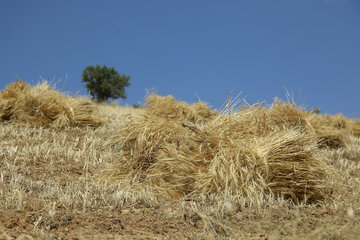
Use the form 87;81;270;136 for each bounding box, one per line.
1;199;359;240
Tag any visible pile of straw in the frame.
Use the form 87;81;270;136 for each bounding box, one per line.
102;94;353;203
0;80;103;128
145;93;218;123
266;100;360;148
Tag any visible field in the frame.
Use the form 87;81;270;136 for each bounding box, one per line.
0;81;360;240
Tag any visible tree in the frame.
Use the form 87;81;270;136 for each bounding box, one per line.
81;65;130;102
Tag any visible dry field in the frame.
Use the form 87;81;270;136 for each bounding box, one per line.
0;81;360;239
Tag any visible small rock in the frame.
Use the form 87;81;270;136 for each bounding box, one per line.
347;207;354;218
224;201;237;214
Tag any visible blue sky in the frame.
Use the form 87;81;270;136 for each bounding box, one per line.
1;0;359;117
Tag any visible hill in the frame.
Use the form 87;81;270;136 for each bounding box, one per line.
0;81;359;239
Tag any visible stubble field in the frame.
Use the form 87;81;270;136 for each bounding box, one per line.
0;81;360;239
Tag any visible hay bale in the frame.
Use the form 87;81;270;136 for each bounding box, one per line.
348;118;360;137
103;95;332;203
266;101;349;149
145;93;218;123
251;130;329;202
304;113;348;148
5;80;31;92
194;114;329;202
0;80;103;128
267;101;308;129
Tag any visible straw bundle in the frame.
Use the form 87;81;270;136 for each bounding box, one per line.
303;113;347;148
347;118;360;136
0;80;103;128
104;94;332;203
265;101;354;148
145;93;218;123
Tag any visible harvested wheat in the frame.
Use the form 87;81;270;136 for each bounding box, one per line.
101;94;334;203
0;80;103;128
145;92;218;123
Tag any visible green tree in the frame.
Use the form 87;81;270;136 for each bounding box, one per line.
81;65;130;102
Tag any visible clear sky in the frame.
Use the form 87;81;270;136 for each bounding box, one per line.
1;0;359;117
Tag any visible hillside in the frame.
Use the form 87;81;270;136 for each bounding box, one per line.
0;81;360;239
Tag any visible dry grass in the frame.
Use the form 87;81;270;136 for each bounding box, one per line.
0;80;103;128
145;91;218;123
102;95;350;203
0;82;360;239
266;100;360;149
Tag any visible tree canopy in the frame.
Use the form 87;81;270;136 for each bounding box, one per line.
81;65;130;102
